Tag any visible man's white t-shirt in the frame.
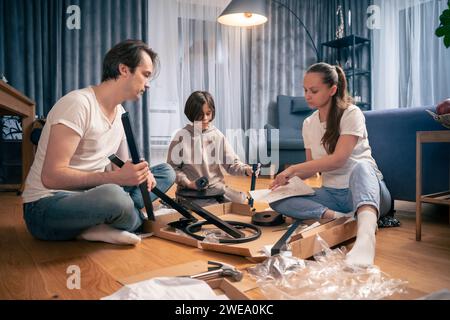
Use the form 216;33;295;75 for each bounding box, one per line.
22;87;126;203
302;104;382;189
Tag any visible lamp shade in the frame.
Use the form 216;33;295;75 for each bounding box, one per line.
218;0;268;27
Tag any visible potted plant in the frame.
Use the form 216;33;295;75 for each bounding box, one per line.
435;0;450;48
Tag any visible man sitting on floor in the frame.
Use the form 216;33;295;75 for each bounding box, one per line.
22;40;175;245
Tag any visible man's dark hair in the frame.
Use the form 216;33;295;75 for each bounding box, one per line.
101;39;159;82
184;91;216;122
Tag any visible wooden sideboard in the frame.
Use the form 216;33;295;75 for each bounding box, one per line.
0;80;35;191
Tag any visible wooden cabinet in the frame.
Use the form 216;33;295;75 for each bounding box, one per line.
0;80;35;192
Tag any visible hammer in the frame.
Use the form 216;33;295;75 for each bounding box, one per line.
189;261;243;282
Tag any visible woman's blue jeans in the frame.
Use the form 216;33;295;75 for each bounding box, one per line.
270;161;392;220
23;163;176;241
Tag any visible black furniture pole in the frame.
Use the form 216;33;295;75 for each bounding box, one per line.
248;163;258;207
118;112;245;239
121;113;155;220
109;153;195;221
271;219;302;256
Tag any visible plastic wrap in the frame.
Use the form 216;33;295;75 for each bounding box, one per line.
248;235;408;300
203;229;228;243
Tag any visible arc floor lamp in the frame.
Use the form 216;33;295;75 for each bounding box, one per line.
217;0;320;62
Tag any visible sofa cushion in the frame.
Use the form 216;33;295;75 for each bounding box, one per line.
277;95;312;140
279;138;305;150
291;97;310;113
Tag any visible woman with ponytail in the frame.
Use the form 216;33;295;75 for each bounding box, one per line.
270;62;391;267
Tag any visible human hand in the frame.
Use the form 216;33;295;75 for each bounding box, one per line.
146;170;157;191
245;164;261;178
186;180;198;190
270;168;294;190
115;160;150;186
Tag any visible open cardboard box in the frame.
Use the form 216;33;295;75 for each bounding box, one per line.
119;260;256;300
143;202;357;262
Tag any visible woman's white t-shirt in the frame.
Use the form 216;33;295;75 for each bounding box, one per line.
302;104;382;189
22;87;126;203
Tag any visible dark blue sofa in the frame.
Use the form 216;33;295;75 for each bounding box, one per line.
364;106;450;202
265;95;450;204
265;95;313;172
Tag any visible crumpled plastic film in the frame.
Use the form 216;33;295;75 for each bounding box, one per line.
203;229;226;243
248;235;408;300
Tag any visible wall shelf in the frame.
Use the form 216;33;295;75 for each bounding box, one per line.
321;34;372;110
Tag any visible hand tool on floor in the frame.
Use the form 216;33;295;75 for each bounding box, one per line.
189;261;243;282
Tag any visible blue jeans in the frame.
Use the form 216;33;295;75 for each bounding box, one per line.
23;163;176;241
270;161;392;220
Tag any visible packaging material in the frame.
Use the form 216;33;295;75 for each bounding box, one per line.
248;236;409;300
144;203;357;262
119;260;256;300
102;277;228;300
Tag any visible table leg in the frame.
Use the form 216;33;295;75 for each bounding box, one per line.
415;134;422;241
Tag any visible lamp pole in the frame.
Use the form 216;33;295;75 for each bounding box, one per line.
218;0;320;62
271;0;320;62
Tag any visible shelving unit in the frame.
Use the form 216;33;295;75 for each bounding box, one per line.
320;34;372;111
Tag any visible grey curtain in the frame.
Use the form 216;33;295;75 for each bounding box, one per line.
243;0;372;131
0;0;152;160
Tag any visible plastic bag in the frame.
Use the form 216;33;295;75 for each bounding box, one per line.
248;235;408;300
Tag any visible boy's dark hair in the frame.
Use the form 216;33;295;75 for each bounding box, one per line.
101;39;159;82
184;91;216;122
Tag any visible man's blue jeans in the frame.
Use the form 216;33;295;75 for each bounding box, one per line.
23;163;176;241
270;161;392;220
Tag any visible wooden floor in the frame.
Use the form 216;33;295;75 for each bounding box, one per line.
0;175;449;300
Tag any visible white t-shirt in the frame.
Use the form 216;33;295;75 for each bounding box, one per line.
302;104;382;189
22;87;126;203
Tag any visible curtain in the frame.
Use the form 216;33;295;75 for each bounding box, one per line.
246;0;372;129
147;0;247;164
0;0;152;159
245;0;371;158
373;0;450;109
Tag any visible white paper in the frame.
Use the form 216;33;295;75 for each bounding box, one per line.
102;277;228;300
249;176;315;203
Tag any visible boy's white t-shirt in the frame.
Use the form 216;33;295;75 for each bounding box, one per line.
302;104;382;189
22;87;126;203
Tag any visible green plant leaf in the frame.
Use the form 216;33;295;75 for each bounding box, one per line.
441;15;450;25
445;35;450;48
443;9;450;18
436;26;445;37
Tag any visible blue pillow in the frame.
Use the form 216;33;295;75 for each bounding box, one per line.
291;97;310;113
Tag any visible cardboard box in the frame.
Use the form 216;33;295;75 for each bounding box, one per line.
119;260;256;300
143;202;357;262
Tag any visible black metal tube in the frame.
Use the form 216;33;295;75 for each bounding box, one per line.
121;112;154;220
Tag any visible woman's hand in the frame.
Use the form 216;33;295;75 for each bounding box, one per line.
270;167;295;190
